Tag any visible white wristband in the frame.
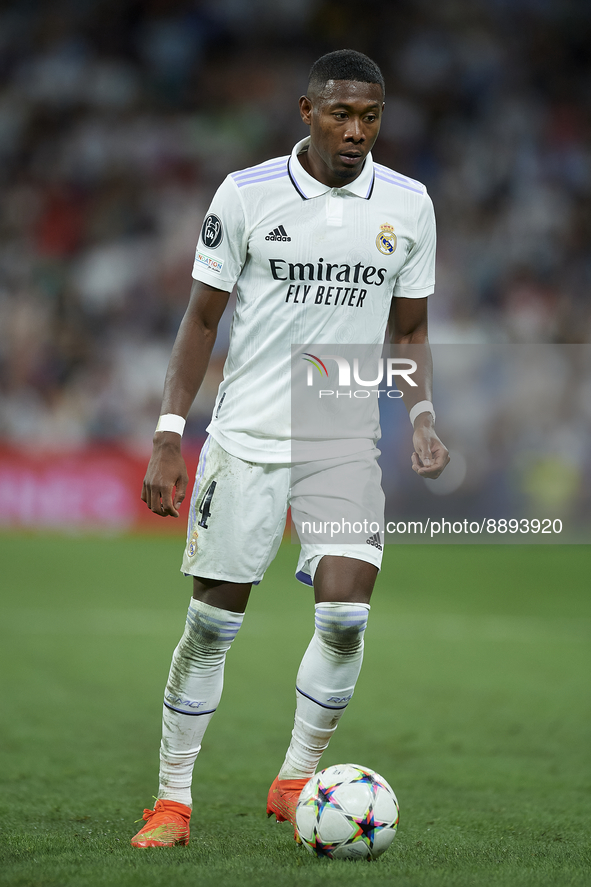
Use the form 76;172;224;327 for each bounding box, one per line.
409;400;435;427
155;414;186;436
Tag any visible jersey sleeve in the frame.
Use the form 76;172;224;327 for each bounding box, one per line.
192;176;247;292
393;190;436;299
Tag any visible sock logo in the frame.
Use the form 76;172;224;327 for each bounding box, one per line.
366;531;383;551
165;693;207;709
265;224;291;242
327;693;353;704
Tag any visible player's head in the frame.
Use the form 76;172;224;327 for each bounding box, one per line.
300;50;385;186
307;50;385;101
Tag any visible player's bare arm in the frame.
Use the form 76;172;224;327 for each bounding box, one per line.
142;281;230;517
388;296;449;479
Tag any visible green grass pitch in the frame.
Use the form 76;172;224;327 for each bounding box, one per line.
0;535;589;887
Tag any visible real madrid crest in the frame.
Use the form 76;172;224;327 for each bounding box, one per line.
187;529;199;557
376;224;397;256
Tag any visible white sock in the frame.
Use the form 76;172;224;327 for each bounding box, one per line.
278;602;370;780
158;598;244;806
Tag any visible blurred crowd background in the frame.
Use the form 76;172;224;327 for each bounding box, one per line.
0;0;590;473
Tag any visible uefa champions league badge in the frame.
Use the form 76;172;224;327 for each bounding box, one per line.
376;224;397;255
187;530;199;557
201;213;223;249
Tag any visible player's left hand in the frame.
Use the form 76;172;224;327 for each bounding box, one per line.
411;421;450;479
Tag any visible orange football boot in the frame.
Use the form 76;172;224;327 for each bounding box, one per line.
266;775;308;841
130;799;191;847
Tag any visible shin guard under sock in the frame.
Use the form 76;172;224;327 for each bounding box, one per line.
158;598;244;806
279;601;370;780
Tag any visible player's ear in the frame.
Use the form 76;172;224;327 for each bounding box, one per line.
299;95;313;126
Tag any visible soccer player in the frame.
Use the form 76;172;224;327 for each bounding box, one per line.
132;49;449;848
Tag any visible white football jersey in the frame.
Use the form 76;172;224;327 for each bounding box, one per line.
192;136;436;462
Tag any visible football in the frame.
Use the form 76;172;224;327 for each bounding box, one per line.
295;763;399;860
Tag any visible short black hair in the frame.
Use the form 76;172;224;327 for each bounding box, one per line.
308;49;385;97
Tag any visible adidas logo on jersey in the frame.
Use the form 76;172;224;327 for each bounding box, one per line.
266;225;291;242
366;532;383;551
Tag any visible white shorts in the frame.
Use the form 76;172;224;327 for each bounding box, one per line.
181;435;384;586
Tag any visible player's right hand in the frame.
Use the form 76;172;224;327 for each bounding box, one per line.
141;434;189;518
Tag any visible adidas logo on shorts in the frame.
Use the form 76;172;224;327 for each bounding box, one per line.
265;225;291;242
366;532;383;551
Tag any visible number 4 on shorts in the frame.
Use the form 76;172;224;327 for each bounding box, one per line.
198;480;216;528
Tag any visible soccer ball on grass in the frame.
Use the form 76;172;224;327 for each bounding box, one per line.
295;763;399;860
